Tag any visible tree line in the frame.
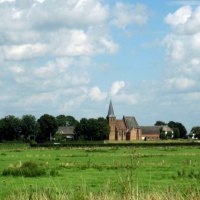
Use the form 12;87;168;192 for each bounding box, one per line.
0;114;109;142
0;114;199;142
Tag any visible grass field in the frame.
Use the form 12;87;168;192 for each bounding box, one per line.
0;142;200;199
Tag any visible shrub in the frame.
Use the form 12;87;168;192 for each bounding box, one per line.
2;161;46;177
49;168;59;176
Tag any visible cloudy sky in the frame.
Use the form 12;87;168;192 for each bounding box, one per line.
1;0;200;131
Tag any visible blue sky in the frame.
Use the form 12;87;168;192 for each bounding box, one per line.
1;0;200;132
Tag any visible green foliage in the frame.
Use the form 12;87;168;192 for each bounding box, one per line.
191;126;200;139
21;115;38;140
0;115;21;141
37;114;58;142
173;127;180;138
49;168;60;176
155;121;166;126
54;131;63;141
168;121;187;138
177;169;200;179
2;161;46;177
160;132;166;139
56;115;78;127
74;117;109;140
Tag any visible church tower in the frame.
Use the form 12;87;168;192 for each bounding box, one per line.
107;100;116;140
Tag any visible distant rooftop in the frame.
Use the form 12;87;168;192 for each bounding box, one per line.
123;116;139;129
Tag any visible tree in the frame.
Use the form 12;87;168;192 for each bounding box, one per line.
21;115;38;140
0;115;21;141
74;118;88;140
168;121;187;138
155;121;166;126
95;117;109;140
37;114;58;142
190;127;200;139
0;119;4;142
74;117;109;140
65;115;78;126
56;115;78;127
173;128;180;139
56;115;68;127
176;122;187;138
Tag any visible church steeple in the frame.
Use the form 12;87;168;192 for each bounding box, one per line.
107;100;116;140
107;100;115;117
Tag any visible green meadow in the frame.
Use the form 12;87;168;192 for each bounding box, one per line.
0;143;200;199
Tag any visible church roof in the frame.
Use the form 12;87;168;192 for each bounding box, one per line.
107;100;115;117
116;120;127;131
123;116;139;129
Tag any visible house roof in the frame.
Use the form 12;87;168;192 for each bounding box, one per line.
116;120;127;131
123;116;139;129
140;126;160;134
107;100;115;117
58;126;75;135
161;125;173;132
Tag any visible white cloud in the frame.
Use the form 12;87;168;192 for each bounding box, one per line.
164;35;186;62
52;30;93;57
9;65;24;73
112;2;149;29
0;0;151;120
165;6;191;25
0;0;15;3
99;37;119;54
2;43;47;60
166;77;196;90
164;5;200;93
110;81;125;95
165;6;200;34
89;86;107;102
0;0;116;61
30;0;109;30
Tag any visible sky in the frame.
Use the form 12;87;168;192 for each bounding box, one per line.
1;0;200;132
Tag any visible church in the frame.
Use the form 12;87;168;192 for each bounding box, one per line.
107;100;161;141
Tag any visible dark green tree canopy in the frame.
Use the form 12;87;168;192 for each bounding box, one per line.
155;121;166;126
0;115;21;141
21;115;38;140
37;114;58;142
168;121;187;138
56;115;78;127
191;127;200;139
75;117;109;140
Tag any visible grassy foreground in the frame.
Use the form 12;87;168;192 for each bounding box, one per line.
0;142;200;199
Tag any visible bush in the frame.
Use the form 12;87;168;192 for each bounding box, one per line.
2;161;46;177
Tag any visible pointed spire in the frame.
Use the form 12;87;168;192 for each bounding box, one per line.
107;100;115;117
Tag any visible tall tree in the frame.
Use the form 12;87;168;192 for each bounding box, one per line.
191;127;200;139
56;115;68;127
56;115;78;127
37;114;58;142
0;115;21;141
65;115;78;126
168;121;187;138
21;115;38;140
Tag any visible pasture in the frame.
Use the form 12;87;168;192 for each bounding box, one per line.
0;142;200;199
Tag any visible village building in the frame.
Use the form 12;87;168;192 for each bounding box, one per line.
57;126;75;140
107;100;165;141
